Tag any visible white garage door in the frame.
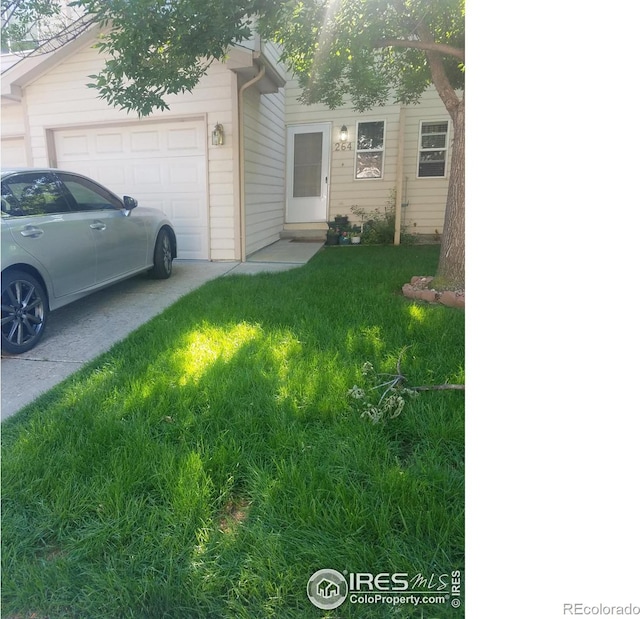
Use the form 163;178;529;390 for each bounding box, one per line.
1;137;28;167
54;119;208;260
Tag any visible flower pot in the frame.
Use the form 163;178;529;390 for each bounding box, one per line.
325;233;339;246
334;216;348;226
339;236;351;245
351;236;361;245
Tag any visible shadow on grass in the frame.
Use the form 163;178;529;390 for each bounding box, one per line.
2;246;465;619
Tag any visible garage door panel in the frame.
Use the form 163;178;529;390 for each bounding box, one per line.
168;127;200;150
131;130;160;153
132;163;163;185
58;134;89;156
95;133;124;154
170;197;205;223
96;165;127;188
54;120;208;260
168;162;202;186
179;232;207;256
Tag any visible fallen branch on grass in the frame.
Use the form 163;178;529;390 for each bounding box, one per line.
349;347;464;423
378;346;465;392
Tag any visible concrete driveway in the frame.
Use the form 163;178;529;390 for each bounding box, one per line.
1;240;324;420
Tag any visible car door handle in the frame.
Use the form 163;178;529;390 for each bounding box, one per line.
90;221;106;230
20;225;43;238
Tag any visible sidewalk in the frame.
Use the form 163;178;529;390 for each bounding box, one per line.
1;240;324;420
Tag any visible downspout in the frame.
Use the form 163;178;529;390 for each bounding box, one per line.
238;62;266;262
394;106;407;245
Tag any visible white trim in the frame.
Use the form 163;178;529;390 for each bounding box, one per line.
285;122;331;223
416;119;450;179
41;113;208;134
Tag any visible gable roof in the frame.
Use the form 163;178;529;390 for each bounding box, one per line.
2;25;286;103
1;23;103;101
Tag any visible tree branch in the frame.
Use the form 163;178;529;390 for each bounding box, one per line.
383;346;465;393
374;38;464;62
413;384;465;391
414;23;462;118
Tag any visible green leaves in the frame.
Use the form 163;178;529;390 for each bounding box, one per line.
77;0;261;115
262;0;465;111
6;0;464;116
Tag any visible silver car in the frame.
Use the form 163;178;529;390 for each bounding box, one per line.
1;168;177;354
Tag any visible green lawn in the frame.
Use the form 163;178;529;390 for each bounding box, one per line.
1;245;465;618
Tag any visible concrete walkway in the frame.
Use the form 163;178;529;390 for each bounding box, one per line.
1;240;324;421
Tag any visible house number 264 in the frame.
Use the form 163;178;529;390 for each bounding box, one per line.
334;142;353;151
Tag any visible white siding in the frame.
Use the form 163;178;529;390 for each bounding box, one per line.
1;136;28;166
0;101;26;135
206;71;240;261
243;86;286;256
285;81;452;235
402;94;452;236
7;37;241;260
0;101;29;166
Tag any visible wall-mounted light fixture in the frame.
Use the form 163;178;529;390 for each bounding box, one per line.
339;125;349;142
212;123;224;146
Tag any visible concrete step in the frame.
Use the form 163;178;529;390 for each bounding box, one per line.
280;228;327;242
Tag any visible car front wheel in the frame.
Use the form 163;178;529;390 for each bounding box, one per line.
1;270;49;354
148;228;173;279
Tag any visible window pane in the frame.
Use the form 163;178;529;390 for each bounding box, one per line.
1;173;70;216
356;152;383;179
419;151;446;177
421;134;447;149
418;122;448;178
293;132;323;197
420;151;445;163
357;121;384;150
57;174;121;211
422;122;448;134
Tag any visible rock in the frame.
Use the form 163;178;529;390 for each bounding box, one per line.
410;275;434;287
403;277;464;308
402;284;419;299
417;289;437;302
439;290;457;307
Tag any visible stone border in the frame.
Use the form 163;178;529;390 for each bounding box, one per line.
402;276;465;309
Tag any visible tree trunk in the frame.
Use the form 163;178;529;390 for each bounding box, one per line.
436;94;465;288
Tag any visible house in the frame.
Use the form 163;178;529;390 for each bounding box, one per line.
1;27;453;261
316;578;340;598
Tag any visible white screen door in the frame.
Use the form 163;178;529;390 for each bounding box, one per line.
286;123;330;223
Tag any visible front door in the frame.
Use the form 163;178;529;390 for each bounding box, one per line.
286;123;330;223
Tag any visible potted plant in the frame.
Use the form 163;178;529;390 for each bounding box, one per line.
334;214;349;226
339;231;351;245
325;228;340;245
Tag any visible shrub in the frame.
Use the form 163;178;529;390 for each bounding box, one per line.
351;190;416;245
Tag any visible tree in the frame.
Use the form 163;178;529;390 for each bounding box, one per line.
261;0;465;287
2;0;465;286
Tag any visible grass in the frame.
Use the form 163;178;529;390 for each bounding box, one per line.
1;245;465;618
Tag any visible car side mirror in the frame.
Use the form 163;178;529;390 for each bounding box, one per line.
123;196;138;216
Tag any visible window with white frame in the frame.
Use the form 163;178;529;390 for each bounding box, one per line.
418;121;449;177
355;121;385;179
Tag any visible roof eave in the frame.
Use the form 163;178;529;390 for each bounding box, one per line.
1;23;103;102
